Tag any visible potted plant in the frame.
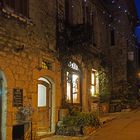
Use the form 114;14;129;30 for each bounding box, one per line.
59;99;69;121
99;93;110;113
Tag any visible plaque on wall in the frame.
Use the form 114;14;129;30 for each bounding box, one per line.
13;88;23;107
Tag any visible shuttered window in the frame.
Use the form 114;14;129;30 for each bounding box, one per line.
4;0;29;17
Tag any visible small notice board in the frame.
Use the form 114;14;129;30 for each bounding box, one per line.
13;88;23;107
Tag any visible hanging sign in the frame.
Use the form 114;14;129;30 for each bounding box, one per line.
128;51;134;61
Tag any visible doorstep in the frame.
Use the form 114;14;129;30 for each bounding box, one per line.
36;131;54;140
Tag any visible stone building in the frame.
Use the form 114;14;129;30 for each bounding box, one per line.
0;0;137;139
57;0;112;114
57;0;137;114
0;0;62;139
104;0;138;111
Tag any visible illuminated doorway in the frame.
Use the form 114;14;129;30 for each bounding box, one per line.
66;62;81;105
37;77;52;132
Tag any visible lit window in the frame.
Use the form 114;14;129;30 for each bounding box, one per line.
66;73;80;103
41;60;53;70
91;69;99;96
68;61;80;71
38;84;46;107
66;62;80;104
37;77;50;107
42;61;48;69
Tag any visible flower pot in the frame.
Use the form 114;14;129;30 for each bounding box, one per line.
100;103;109;113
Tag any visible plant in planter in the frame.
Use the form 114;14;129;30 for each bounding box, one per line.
56;111;101;136
98;67;111;113
99;93;110;113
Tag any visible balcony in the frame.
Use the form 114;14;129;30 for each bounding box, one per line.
65;23;92;47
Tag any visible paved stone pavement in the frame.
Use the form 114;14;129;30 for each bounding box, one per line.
41;109;140;140
88;108;140;140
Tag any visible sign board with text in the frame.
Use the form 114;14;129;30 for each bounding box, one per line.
13;88;23;107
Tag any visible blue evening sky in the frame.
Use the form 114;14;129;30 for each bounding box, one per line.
135;0;140;43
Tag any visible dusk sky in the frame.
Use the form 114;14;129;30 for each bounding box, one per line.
135;0;140;43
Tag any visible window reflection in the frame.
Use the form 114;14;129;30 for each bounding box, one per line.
91;69;99;97
38;84;47;107
66;73;80;103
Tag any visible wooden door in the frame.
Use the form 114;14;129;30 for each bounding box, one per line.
37;81;51;131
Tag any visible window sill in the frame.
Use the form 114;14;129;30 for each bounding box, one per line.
2;8;34;26
66;102;81;105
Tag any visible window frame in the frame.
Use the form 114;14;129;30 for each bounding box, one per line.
91;69;97;96
37;80;49;108
110;29;115;46
65;62;81;105
66;71;80;104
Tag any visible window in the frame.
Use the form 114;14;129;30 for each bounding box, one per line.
65;0;73;24
91;69;99;96
38;84;46;107
91;11;96;46
41;60;53;70
66;62;80;104
66;72;80;103
38;77;50;107
110;29;115;46
68;61;80;71
4;0;29;17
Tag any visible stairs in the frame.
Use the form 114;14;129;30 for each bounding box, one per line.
36;131;53;139
33;126;54;140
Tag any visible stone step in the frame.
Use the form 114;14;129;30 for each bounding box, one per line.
36;131;53;140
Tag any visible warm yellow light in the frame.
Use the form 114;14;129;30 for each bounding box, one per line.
91;86;95;96
138;72;140;78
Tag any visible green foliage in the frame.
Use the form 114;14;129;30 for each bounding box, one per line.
99;93;110;103
98;68;110;103
120;82;137;108
56;111;101;136
62;112;100;128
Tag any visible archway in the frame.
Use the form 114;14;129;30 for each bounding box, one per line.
0;70;7;140
37;76;55;133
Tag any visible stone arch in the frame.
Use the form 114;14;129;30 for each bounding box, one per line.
0;70;7;140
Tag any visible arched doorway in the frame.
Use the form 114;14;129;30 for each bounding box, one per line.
0;70;7;140
37;77;52;132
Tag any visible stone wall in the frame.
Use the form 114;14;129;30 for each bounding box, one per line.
0;0;61;139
